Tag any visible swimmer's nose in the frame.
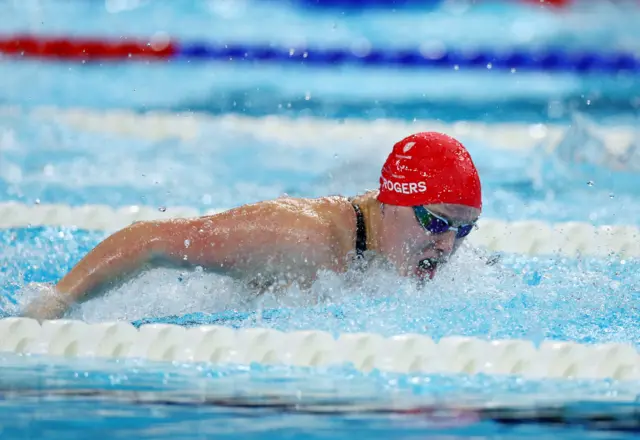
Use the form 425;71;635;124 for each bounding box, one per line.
434;230;456;256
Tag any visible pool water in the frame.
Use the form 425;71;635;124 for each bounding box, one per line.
2;109;640;226
2;0;640;122
1;0;640;439
1;352;639;440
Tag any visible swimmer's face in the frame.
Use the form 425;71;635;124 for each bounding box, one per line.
378;203;481;279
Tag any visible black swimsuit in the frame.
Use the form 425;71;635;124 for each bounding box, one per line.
351;203;367;259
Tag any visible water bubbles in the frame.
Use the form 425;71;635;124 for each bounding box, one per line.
33;199;40;205
43;164;55;177
419;41;446;60
587;180;594;187
528;124;547;139
184;239;191;248
609;193;615;199
158;206;166;212
350;38;371;58
547;100;564;119
149;31;170;52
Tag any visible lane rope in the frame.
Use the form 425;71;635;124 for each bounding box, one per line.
2;105;636;155
1;34;636;73
0;318;638;380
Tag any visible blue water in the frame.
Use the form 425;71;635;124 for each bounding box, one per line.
2;226;639;342
1;0;640;438
1;1;640;122
2;109;640;226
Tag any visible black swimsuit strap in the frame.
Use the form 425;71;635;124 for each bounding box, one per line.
352;203;367;258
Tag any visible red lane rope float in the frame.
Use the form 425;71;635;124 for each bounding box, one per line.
0;35;175;60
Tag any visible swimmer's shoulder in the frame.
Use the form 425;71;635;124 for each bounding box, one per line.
191;196;357;271
217;195;351;218
270;195;355;228
196;195;355;238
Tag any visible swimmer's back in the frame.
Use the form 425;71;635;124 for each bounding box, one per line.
195;195;358;274
134;195;358;282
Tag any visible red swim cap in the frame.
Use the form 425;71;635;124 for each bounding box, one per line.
377;132;482;209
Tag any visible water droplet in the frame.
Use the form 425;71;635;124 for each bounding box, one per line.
587;180;594;187
158;206;167;212
34;199;40;205
609;193;615;199
184;239;191;248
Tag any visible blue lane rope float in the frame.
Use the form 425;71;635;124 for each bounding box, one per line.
177;43;640;73
0;35;638;74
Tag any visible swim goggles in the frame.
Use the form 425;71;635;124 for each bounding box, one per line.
413;206;475;239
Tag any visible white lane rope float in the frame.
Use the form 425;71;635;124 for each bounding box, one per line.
0;318;638;381
1;201;639;258
0;105;637;154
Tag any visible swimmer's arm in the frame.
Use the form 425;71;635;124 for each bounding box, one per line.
21;216;241;320
22;201;333;320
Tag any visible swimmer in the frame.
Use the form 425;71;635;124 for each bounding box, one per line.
22;131;482;320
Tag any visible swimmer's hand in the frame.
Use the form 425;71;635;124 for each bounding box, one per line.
20;283;71;321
